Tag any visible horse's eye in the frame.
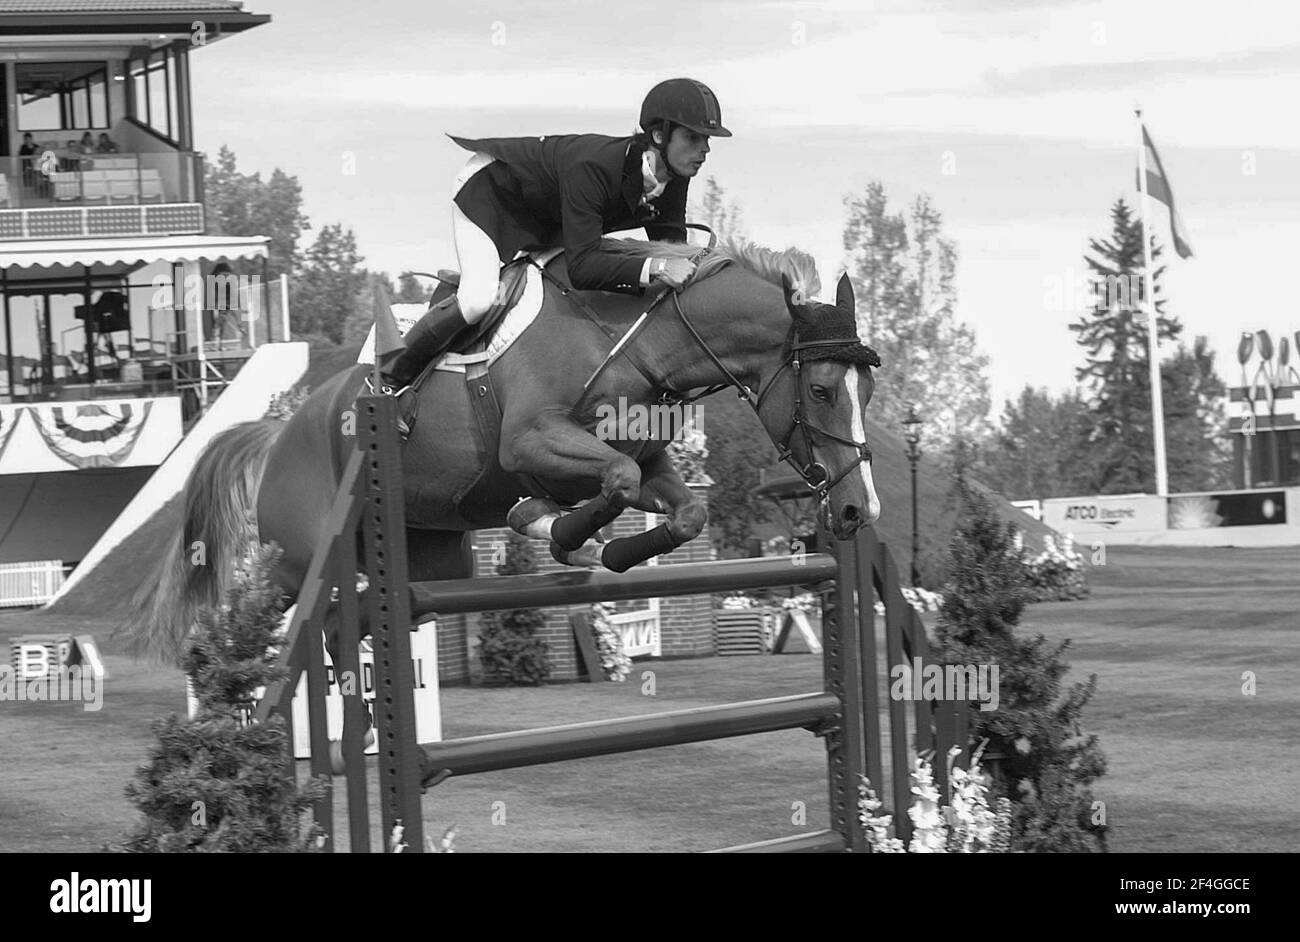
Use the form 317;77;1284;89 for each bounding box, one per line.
810;386;830;402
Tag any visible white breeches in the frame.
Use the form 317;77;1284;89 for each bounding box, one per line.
452;152;504;323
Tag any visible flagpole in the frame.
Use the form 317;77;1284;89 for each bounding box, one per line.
1135;105;1170;497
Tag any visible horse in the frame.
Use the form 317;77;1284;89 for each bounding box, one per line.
125;237;883;666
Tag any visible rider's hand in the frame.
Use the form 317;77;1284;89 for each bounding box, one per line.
655;258;696;289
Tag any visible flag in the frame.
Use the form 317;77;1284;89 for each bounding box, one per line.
1137;125;1194;259
372;282;405;364
369;280;404;389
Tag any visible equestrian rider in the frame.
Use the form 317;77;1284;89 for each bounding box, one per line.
379;77;731;393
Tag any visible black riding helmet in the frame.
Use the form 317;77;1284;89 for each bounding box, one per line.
639;78;732;138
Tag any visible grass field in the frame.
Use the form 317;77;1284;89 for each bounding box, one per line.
1;544;1295;853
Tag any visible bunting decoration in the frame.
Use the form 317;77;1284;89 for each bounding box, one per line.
27;402;154;470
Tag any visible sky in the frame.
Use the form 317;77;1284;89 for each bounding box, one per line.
191;0;1300;413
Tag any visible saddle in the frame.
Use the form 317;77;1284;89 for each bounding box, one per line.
428;255;533;357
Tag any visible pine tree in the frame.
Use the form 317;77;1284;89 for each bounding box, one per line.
477;532;552;685
114;543;326;852
1071;199;1182;494
933;461;1108;852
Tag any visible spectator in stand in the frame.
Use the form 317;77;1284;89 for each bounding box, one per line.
62;139;83;172
79;131;95;153
19;132;38;187
96;133;119;154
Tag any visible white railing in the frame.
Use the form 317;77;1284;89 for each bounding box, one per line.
609;605;662;658
0;561;67;608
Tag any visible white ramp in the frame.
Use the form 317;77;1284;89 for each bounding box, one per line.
46;342;310;605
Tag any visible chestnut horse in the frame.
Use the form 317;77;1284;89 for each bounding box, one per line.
126;238;882;664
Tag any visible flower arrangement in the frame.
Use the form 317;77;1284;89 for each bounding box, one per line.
858;744;1013;853
589;601;632;682
666;419;714;486
1021;533;1089;601
781;593;817;613
872;585;945;616
389;823;457;853
718;593;760;610
266;387;311;421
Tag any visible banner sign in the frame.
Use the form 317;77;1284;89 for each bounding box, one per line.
1041;495;1167;535
1168;491;1286;529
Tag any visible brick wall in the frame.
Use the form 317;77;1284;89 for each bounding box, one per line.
431;485;714;683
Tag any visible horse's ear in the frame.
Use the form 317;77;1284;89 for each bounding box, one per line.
781;273;804;309
836;273;855;315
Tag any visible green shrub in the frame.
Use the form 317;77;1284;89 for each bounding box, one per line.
477;532;552;685
933;463;1108;853
113;543;326;853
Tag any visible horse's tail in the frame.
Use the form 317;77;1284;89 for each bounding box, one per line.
123;419;284;666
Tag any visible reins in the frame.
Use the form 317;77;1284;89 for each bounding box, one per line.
538;248;873;503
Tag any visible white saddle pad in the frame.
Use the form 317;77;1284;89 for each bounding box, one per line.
356;246;564;371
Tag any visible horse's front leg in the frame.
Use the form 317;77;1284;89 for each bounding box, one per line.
502;415;642;551
574;448;706;572
631;447;709;547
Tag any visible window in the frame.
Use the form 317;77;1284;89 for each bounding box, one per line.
16;62;109;131
128;47;184;145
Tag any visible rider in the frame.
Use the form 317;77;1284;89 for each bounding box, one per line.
379;77;731;393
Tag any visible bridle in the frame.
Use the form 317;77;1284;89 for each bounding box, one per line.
665;292;874;504
547;251;875;505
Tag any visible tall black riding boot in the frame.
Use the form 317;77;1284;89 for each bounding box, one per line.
380;297;470;392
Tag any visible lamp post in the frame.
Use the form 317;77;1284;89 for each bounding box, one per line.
903;403;923;586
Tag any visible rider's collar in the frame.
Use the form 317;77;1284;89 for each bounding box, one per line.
640;147;669;204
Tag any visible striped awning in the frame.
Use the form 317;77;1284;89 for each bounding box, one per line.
0;234;268;272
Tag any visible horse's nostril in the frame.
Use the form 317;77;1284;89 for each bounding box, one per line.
843;504;861;522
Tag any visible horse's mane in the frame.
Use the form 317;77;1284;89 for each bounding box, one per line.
595;235;822;299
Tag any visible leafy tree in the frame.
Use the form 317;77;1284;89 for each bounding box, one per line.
704;420;774;556
343;271;398;346
396;271;433;304
290;223;367;344
842;182;991;446
689;175;746;243
203;145;309;280
933;465;1107;852
1163;336;1233;491
974;386;1098;500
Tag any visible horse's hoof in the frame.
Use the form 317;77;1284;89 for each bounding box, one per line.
508;497;563;540
550;540;604;568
